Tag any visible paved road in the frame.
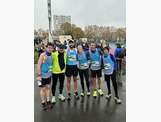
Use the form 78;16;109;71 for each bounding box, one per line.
34;65;126;122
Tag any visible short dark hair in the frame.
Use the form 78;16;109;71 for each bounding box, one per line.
69;40;74;44
90;41;97;47
90;41;96;45
46;42;53;47
116;43;121;48
103;46;110;51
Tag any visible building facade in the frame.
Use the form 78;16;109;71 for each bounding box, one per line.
53;15;71;32
59;35;72;44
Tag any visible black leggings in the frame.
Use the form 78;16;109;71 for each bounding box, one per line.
78;69;90;92
104;70;119;98
52;73;65;96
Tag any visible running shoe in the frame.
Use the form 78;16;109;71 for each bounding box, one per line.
58;94;65;101
47;101;53;110
41;102;47;111
93;90;97;97
80;92;85;97
114;97;122;104
67;93;71;101
87;91;91;96
97;89;104;96
51;96;56;104
105;94;112;99
74;92;79;99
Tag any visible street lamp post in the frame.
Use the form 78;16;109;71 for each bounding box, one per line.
47;0;53;42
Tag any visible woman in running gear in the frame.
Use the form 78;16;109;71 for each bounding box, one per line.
103;46;121;104
77;45;90;97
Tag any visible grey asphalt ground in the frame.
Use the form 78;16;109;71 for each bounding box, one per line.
34;65;126;122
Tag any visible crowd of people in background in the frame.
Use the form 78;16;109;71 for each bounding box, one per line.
36;39;126;111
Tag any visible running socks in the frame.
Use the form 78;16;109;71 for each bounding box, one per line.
67;93;71;101
68;93;71;96
47;97;50;102
74;91;78;96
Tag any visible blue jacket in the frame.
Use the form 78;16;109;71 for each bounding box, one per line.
114;47;122;58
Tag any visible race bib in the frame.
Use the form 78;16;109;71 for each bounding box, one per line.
92;61;100;66
68;55;76;61
80;62;88;67
104;63;112;69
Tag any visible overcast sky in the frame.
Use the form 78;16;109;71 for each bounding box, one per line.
34;0;126;30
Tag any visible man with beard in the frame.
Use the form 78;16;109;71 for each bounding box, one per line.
37;43;53;110
66;40;79;100
89;42;104;98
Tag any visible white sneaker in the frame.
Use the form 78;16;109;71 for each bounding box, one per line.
51;96;56;104
58;94;65;101
87;91;91;96
114;97;122;104
105;94;112;99
80;92;85;97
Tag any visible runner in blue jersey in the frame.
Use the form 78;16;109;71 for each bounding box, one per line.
89;42;104;98
77;45;90;97
103;46;121;104
37;42;53;110
114;43;123;74
65;40;79;100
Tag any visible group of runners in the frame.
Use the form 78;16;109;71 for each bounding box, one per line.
37;40;124;111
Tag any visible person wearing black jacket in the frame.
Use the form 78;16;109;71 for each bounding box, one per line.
51;44;66;104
